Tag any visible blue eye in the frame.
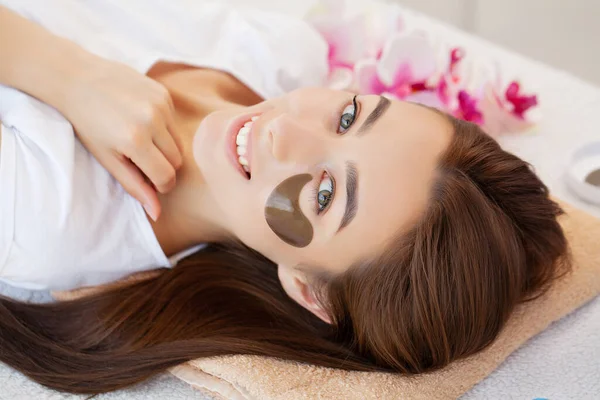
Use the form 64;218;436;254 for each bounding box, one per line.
317;173;334;212
312;171;335;215
338;95;358;133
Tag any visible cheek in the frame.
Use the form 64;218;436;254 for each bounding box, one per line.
229;196;274;252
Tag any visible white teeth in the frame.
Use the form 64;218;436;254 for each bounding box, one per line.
236;145;247;156
236;132;248;146
235;117;257;176
238;125;250;136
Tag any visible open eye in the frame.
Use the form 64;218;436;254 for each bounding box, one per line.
338;95;358;133
315;172;334;214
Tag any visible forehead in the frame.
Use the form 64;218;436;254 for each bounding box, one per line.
310;99;452;272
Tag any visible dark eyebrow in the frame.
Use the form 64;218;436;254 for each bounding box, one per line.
337;161;358;233
336;96;390;233
356;95;391;136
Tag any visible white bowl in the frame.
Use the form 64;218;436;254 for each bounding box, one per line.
565;141;600;206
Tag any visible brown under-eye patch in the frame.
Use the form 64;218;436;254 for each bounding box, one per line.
265;174;314;248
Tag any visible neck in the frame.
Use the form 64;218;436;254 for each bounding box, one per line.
145;64;261;256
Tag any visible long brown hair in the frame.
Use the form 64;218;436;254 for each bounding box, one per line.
0;115;571;395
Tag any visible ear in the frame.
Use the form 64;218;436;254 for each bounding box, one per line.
277;264;332;324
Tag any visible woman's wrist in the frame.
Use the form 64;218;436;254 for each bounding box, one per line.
56;44;107;120
40;39;110;120
0;6;104;119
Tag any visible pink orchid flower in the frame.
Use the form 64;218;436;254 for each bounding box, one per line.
479;80;539;135
307;0;405;90
355;32;436;98
433;47;495;125
505;81;538;118
305;0;539;135
434;48;539;134
306;0;368;89
435;48;475;109
361;2;405;59
456;90;483;124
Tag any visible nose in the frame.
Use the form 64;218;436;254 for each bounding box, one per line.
268;113;325;165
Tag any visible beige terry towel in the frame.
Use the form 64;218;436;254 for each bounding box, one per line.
53;200;600;400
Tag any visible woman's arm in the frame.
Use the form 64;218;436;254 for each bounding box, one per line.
0;6;182;221
0;5;92;113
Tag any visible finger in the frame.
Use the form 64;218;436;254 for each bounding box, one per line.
159;89;184;157
129;144;177;194
105;152;161;221
153;118;183;171
164;106;184;157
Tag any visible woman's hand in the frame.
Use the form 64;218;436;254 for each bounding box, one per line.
0;6;180;220
65;57;183;221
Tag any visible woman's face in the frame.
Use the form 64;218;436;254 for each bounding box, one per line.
194;88;452;274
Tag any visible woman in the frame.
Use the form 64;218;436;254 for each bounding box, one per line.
0;1;571;395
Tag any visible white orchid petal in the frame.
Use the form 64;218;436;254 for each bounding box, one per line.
327;67;355;91
363;3;405;57
330;16;368;64
355;59;382;93
479;85;536;136
377;32;436;85
305;0;347;20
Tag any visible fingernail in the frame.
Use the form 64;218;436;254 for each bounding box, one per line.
143;204;157;221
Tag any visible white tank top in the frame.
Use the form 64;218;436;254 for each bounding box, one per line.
0;0;328;290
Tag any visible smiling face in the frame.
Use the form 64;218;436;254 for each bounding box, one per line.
193;87;452;275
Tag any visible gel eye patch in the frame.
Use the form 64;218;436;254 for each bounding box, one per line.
265;174;314;248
